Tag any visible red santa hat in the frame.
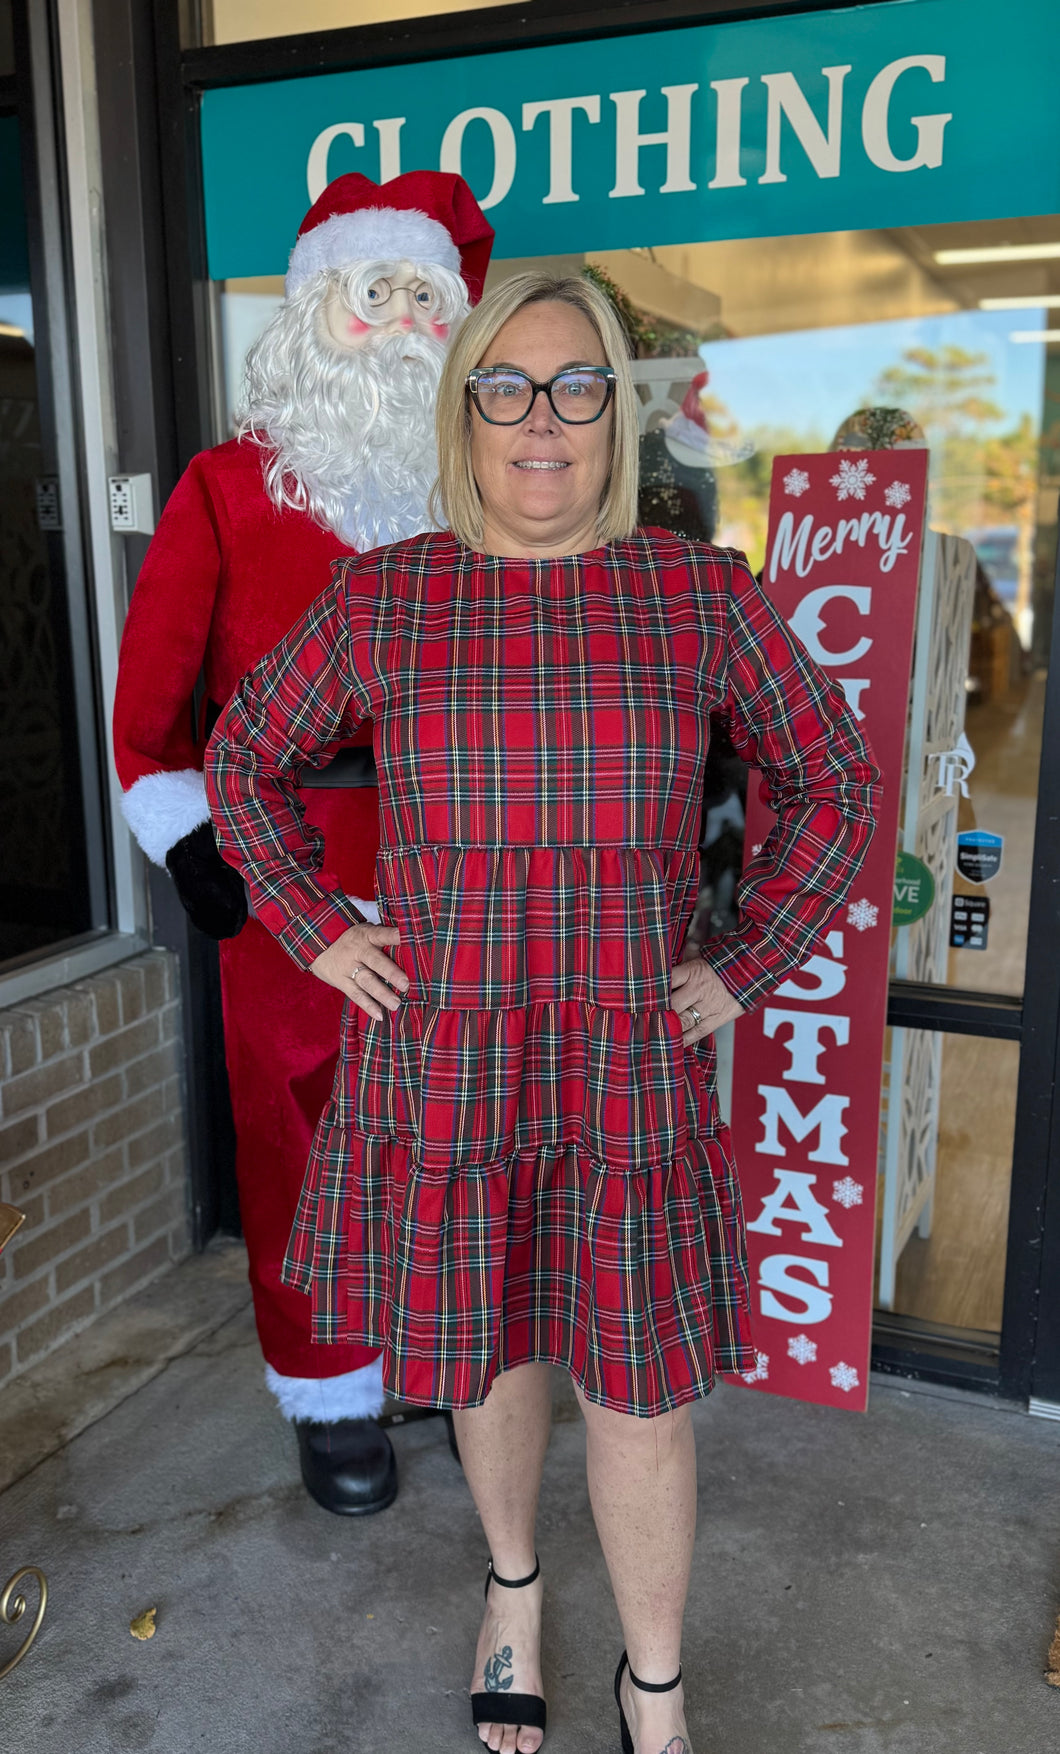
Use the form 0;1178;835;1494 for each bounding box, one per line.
661;371;713;465
285;170;494;304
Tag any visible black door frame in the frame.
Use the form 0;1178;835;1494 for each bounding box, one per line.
133;0;1060;1403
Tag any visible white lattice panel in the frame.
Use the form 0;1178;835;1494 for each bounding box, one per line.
886;1024;943;1255
878;533;976;1307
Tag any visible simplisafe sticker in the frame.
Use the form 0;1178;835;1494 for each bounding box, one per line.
950;894;990;950
956;829;1003;883
893;851;935;926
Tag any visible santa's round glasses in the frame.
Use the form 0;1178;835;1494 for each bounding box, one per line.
466;366;616;425
354;277;439;316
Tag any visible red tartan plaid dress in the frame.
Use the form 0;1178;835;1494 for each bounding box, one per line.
206;530;878;1416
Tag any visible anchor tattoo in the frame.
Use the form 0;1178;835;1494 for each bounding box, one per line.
484;1645;514;1692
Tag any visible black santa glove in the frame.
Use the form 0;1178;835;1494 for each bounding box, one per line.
165;821;249;940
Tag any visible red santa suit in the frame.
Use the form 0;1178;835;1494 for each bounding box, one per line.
111;172;493;1438
113;436;381;1387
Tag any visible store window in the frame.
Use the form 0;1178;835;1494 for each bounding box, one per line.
642;218;1057;1006
186;0;520;47
0;9;109;971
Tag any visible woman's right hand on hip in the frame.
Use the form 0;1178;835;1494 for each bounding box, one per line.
309;923;409;1021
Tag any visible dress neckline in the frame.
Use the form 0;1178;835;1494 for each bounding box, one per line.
452;536;617;567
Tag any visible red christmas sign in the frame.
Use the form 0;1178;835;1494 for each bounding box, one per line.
728;450;928;1411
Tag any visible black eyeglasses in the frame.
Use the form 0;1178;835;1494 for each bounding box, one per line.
466;366;616;426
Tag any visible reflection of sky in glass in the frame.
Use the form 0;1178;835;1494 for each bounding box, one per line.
0;294;33;344
220;292;283;427
699;307;1047;442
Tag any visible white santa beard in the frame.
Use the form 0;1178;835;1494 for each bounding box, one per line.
241;317;450;550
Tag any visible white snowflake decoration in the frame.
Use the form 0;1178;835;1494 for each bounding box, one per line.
742;1351;770;1384
847;897;879;933
783;467;810;498
884;480;911;509
845;898;877;940
829;458;876;502
787;1334;817;1365
832;1176;864;1210
829;1362;860;1393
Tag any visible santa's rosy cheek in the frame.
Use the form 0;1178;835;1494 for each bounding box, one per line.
345;315;370;337
431;321;450;340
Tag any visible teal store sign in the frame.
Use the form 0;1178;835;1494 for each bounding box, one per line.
202;0;1060;281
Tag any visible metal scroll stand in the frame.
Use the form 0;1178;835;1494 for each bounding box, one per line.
0;1203;48;1680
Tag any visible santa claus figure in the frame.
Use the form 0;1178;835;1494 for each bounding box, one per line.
112;172;493;1514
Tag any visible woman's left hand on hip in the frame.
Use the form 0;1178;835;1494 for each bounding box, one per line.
670;946;744;1045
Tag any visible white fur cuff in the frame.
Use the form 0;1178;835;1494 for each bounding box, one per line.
121;768;211;867
264;1357;386;1422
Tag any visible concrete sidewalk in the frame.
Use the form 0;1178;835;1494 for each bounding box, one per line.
1;1245;1058;1754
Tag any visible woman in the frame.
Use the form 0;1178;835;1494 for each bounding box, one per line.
206;273;878;1754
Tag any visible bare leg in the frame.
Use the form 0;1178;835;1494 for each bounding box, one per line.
453;1362;553;1754
577;1386;698;1754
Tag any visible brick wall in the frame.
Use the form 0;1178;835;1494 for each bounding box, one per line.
0;950;191;1387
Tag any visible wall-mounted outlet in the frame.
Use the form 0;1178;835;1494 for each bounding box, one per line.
108;473;156;535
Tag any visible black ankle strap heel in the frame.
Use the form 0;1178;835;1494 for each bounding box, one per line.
614;1650;682;1754
470;1556;547;1741
485;1555;541;1595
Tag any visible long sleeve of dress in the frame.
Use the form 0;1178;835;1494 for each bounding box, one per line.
703;553;881;1012
205;564;373;970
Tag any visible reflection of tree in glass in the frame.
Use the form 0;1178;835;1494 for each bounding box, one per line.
979;414;1039;638
868;346;1039;639
871;344;1003;437
712;423;827;569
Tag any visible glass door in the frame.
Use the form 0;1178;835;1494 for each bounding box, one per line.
0;0;110;972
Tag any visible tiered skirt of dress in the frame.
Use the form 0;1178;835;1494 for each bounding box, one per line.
283;841;757;1416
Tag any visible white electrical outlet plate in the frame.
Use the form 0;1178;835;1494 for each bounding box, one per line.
108;473;156;535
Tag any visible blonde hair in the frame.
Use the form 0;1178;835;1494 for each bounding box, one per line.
433;272;639;550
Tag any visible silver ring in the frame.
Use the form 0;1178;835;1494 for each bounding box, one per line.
350;964;361;981
686;1006;702;1026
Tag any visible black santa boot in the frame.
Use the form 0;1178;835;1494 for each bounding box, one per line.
267;1364;398;1516
294;1417;398;1517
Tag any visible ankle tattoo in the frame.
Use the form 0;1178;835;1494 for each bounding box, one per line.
484;1646;514;1692
659;1741;689;1754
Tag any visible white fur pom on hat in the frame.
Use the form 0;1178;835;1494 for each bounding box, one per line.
285;169;494;303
